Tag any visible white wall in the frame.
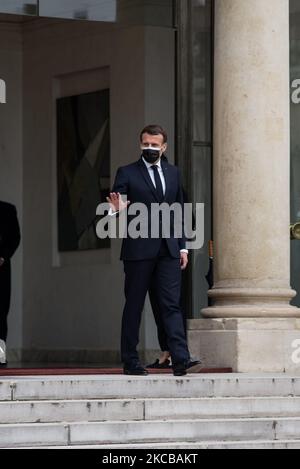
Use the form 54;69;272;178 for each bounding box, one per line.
0;23;23;352
17;18;175;362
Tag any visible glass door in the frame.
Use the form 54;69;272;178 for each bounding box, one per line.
290;0;300;307
176;0;213;318
0;0;177;369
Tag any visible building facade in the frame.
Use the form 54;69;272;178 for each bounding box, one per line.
0;0;300;372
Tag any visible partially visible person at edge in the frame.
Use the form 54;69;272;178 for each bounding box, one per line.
0;201;21;367
107;125;202;376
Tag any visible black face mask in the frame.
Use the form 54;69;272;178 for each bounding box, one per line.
142;148;161;164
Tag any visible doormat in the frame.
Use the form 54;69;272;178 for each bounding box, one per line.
0;367;232;376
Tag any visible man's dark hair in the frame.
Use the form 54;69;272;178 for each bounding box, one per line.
140;125;168;144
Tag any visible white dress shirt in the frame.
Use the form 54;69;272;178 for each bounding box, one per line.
109;157;188;254
142;157;166;195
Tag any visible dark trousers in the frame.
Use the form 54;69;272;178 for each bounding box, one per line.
121;240;190;366
0;263;11;342
149;277;187;352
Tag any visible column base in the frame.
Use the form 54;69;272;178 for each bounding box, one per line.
202;288;299;318
188;318;300;373
201;305;300;318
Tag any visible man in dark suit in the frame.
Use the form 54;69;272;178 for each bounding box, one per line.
146;167;201;369
147;155;188;369
107;125;201;376
0;201;21;367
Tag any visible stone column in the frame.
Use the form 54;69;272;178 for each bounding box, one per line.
203;0;298;318
188;0;300;372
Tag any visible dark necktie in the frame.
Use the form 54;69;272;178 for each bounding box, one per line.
151;165;164;202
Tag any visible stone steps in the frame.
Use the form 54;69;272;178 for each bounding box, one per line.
29;440;300;450
1;417;300;448
1;373;300;448
1;374;300;401
1;397;300;424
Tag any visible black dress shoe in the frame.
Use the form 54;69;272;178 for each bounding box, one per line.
123;363;149;376
173;360;203;377
186;360;203;373
0;362;7;368
173;364;187;377
146;359;171;369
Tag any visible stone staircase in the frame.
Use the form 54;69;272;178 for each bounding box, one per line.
1;373;300;449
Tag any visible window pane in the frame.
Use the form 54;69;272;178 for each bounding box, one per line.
0;0;37;15
192;0;212;143
39;0;173;26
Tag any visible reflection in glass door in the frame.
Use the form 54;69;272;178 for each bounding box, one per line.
0;0;174;26
0;0;37;15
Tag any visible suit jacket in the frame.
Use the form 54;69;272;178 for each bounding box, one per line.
0;202;21;306
112;157;186;261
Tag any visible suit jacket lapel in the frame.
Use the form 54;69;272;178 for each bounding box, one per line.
137;158;160;203
137;157;171;203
